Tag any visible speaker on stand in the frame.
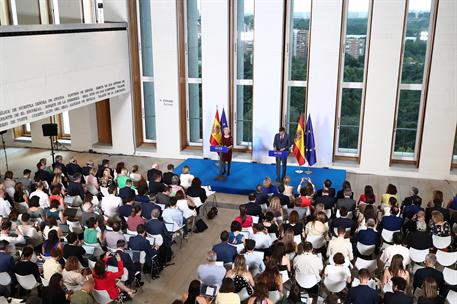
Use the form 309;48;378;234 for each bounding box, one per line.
42;123;58;163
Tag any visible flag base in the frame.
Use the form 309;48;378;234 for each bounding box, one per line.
304;170;312;175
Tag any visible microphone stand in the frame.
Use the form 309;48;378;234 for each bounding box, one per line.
0;132;8;171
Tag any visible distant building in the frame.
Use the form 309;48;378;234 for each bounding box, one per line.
291;29;309;58
345;35;366;60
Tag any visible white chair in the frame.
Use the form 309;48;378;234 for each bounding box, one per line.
432;235;451;250
336;210;352;219
436;250;457;267
294;235;302;244
88;259;96;270
100;187;109;197
269;290;282;303
325;209;332;219
126;229;138;235
15;274;41;290
443;267;457;286
230;243;244;254
383;282;393;293
67;220;83;234
355;258;377;273
41;277;49;287
306;235;326;249
269;233;278;242
351;277;377;290
252;216;259;224
356;242;375;256
148;234;163;247
0;272;11;286
124;234;133;242
324;277;346;293
409;248;429;264
381;229;399;244
92;289;112;304
107;266;129;282
446;290;457;304
240;230;251;239
82;244;95;255
295;272;320;289
237;287;251;301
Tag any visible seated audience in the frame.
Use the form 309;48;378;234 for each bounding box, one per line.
381;184;398;209
216;278;241;304
228;221;245;245
250;224;272;250
63;232;86;266
384;277;412;304
163;164;178;186
179;165;194;190
181;280;208;304
226;255;255;295
42;273;70;304
243;239;265;273
276;184;290;207
413;253;444;296
356;218;379;247
101;185;122;218
43;229;63;257
327;226;353;261
382;254;410;291
234;205;253;228
129;224;159;270
62;256;86;288
358;185;376;206
379;206;403;232
104;221;126;249
243;193;262;218
406;219;432;250
70;277;95;304
127;205;145;232
417;277;444;304
380;232;410;267
43;247;63;280
425;190;450;223
329;207;354;235
293;242;323;296
347;268;379;304
429;210;450;236
119;179;135;202
212;231;237;264
107;240;139;284
197;250;226;287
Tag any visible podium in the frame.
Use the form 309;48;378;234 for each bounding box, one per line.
268;150;289;158
211;145;229;180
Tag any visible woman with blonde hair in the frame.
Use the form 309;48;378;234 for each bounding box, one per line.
418;277;444;304
100;168;113;188
226;255;255;296
430;211;450;237
283;176;294;200
281;228;297;260
62;256;86;288
267;196;283;223
86;167;99;195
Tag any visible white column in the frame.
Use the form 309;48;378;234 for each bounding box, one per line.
306;0;343;166
201;0;229;159
359;0;405;173
251;0;284;163
418;0;457;180
150;0;181;156
68;104;98;152
109;92;135;154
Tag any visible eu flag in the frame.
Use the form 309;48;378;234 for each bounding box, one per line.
220;108;228;129
305;114;317;166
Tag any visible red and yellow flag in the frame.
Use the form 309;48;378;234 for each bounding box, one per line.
209;109;222;146
292;113;305;165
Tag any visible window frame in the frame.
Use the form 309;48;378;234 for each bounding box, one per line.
136;0;156;143
390;0;439;166
333;0;373;162
13;123;31;139
230;0;255;150
281;0;313;136
452;125;457;169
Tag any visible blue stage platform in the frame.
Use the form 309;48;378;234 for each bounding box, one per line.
175;158;346;196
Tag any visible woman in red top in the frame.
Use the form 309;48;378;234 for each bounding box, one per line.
92;253;136;300
49;185;65;210
220;127;233;176
358;185;376;206
234;205;253;228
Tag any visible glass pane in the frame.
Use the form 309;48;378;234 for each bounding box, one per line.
143;82;156;140
288;0;311;81
343;0;369;83
62;111;71;134
187;0;201;79
236;0;254;80
338;88;362;152
16;0;40;24
25;123;31;132
188;83;202;143
58;0;82;24
394;90;421;153
236;85;253;145
139;0;153;77
400;0;432;84
286;86;306;136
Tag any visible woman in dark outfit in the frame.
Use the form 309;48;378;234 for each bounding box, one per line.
220;127;233;176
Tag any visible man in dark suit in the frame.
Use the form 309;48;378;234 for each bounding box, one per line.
108;240;140;283
119;194;136;219
379;206;403;232
413;253;445;295
162;164;178;185
119;179;135;203
141;197;162;220
0;241;14;277
81;161;94;176
96;159;113;178
52;155;67;176
273;127;291;182
255;184;269;206
67;173;85;200
145;210;173;264
330;207;354;236
35;161;53;184
347;269;379;304
336;190;356;212
384;277;413;304
243;193;262;218
62;233;87;267
147;164;162;183
149;174;166;195
315;179;336;198
129;224;159;270
212;231;237;264
356;219;379;247
425;191;450;223
66;157;82;177
275;185;290;207
315;188;335;211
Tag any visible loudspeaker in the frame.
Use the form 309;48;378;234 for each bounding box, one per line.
42;123;58;137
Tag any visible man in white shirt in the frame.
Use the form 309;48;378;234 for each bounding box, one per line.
294;242;323;296
380;232;410;267
327;226;354;261
29;181;50;209
0;190;11;218
0;221;25;249
196;250;226;287
101;185;122;218
162;198;184;227
243;239;265;273
251;224;272;250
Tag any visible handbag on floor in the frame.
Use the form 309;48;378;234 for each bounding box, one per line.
194;219;208;233
207;207;218;220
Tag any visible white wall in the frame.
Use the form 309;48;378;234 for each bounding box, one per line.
306;0;343;167
251;0;284;163
201;0;229;159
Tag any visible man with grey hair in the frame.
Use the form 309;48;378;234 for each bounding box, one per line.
413;253;445;296
356;218;380;248
196;250;226;287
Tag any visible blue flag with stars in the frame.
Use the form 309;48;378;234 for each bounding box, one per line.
220;108;228;129
305;114;317;166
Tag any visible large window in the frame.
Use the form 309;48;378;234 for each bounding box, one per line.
53;112;71;140
391;0;436;163
184;0;202;145
233;0;254;147
282;0;312;136
137;0;156;141
334;0;372;159
13;123;31;139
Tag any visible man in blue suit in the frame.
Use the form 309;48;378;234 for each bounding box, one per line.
128;224;159;271
273;127;291;182
212;231;237;264
145;209;173;264
356;219;380;247
118;179;135;203
0;240;14;277
379;206;403;232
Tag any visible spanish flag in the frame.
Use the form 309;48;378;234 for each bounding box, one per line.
292;113;305;165
209;109;222;146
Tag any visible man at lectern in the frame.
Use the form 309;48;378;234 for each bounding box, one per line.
273;127;291;182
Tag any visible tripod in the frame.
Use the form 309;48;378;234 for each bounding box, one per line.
0;131;8;171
